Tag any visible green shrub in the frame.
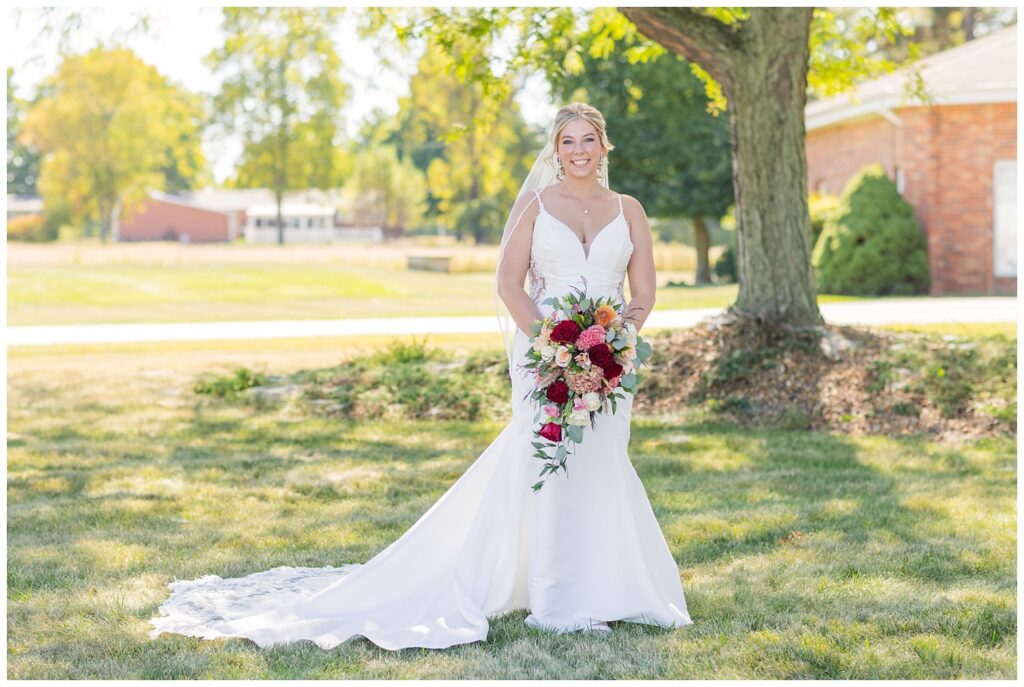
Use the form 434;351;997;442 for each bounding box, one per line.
7;214;56;242
296;338;510;422
812;164;930;295
453;197;505;245
808;190;840;245
713;238;738;284
194;367;269;398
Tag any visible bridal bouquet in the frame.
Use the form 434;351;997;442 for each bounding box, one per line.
518;280;653;492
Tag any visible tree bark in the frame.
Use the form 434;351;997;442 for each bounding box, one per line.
621;7;823;328
692;216;711;284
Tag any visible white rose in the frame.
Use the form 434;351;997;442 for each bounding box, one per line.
554;346;573;367
540;345;556;361
582;392;602;412
568;409;590;426
622;345;637;360
533;335;550;353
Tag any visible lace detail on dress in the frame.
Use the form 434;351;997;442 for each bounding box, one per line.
616;279;626;306
528;254;547;305
149;564;362;642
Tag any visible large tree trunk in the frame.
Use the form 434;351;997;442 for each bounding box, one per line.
692;216;711;284
621;7;823;328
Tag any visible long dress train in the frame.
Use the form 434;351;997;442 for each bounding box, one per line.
148;191;693;650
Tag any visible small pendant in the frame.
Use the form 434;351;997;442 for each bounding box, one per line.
584;209;589;214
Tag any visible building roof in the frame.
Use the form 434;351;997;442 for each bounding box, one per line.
247;203;336;218
150;188;276;212
806;24;1017;131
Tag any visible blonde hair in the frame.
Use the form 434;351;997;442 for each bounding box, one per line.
552;102;614;182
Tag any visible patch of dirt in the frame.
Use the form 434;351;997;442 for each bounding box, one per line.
636;318;1015;443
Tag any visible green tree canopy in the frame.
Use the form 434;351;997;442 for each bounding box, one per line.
7;68;41;196
546;22;734;282
347;143;428;230
387;36;538;240
206;7;349;243
20;47;207;240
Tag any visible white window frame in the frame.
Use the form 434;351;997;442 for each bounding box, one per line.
993;159;1016;278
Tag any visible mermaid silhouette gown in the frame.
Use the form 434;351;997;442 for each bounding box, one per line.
148;191;693;651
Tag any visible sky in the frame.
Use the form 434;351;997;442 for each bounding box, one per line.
6;6;556;184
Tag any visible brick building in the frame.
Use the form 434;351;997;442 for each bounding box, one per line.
116;189;275;242
805;25;1017;295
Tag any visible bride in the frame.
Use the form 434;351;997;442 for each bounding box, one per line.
149;102;694;651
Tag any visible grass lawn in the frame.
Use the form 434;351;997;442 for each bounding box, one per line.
7;332;1016;679
7;241;875;325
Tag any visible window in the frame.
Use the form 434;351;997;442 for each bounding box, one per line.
993;159;1016;278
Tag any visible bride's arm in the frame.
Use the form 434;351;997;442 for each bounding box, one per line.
496;193;544;333
622;195;656;333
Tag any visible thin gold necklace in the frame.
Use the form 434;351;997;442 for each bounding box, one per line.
558;186;605;215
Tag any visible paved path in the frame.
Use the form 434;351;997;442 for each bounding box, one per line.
7;297;1016;346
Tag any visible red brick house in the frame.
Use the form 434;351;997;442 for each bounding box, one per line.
116;189;274;242
805;25;1017;295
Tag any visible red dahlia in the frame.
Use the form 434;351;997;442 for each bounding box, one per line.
587;343;615;368
549;320;581;344
545;380;569;405
604;361;624;379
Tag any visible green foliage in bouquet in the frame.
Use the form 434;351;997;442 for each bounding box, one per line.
518;279;653;492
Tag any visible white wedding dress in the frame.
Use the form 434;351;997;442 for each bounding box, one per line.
149;191;693;651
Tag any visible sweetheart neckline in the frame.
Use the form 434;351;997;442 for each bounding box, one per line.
538;207;629;262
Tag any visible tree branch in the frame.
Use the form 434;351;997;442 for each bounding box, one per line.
618;7;742;94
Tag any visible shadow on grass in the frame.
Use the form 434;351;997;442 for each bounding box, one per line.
7;386;1016;678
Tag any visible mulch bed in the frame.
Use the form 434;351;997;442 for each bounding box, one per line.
636;317;1015;443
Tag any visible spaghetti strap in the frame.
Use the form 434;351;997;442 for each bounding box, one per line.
532;188;545;209
617;193;623;212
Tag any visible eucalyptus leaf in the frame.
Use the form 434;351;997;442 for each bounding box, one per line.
567;425;583;443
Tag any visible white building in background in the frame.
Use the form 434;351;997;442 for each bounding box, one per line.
245;203;337;243
6;195;44;221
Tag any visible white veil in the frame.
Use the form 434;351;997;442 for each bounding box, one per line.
493;128;610;372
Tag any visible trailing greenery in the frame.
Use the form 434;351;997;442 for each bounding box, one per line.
813;164;931;296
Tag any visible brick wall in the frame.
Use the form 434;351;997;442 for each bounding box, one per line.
806;101;1017;295
118;198;230;242
906;102;1016;294
805;115;898;194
